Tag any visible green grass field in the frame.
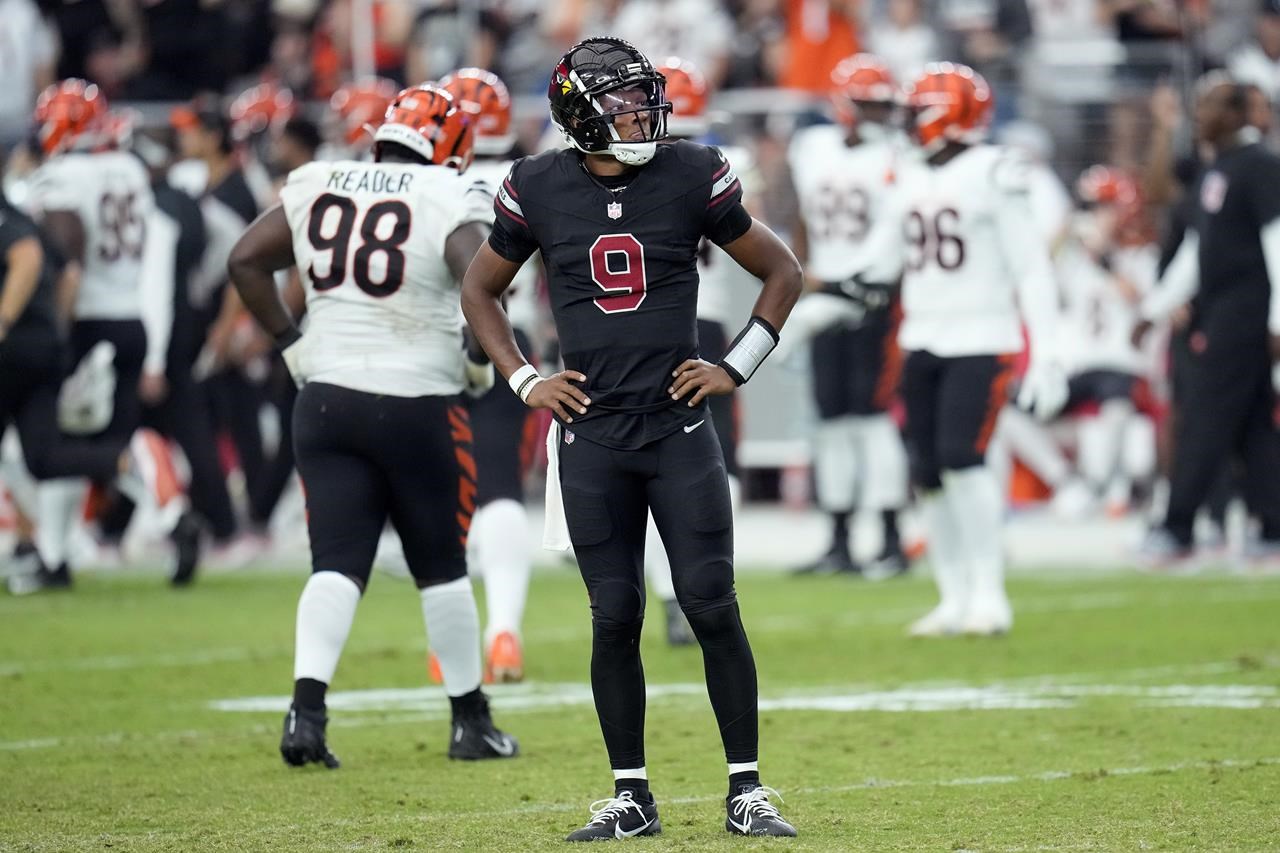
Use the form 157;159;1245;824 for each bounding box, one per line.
2;563;1279;851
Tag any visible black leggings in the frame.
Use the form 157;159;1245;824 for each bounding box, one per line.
293;382;472;587
558;424;758;769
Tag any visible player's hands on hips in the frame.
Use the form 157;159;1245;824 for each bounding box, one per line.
1017;359;1069;422
669;359;735;407
526;371;591;423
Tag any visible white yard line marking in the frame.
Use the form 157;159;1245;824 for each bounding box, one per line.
476;757;1280;817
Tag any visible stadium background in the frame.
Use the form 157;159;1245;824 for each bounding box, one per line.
2;1;1280;850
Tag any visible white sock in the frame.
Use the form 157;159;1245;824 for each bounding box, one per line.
920;489;966;613
35;478;86;569
293;571;361;684
728;761;759;775
999;406;1071;488
0;430;37;518
644;510;677;602
943;466;1007;606
1078;399;1133;489
613;767;648;781
420;576;483;698
471;499;532;643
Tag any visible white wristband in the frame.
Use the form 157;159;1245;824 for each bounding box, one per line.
507;364;544;404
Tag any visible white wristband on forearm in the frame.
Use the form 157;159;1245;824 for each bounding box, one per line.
719;316;780;385
507;364;544;404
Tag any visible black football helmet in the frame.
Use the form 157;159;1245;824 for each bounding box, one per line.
548;37;670;165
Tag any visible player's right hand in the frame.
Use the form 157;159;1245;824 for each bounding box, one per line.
525;371;591;423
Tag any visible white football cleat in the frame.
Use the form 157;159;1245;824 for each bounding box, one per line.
959;596;1013;636
907;602;965;637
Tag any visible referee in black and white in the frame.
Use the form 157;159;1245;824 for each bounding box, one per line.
1137;75;1280;562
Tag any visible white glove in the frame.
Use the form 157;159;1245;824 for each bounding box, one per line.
463;356;495;398
773;293;864;360
1017;359;1069;421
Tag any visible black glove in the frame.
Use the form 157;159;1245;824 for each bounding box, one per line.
819;275;895;312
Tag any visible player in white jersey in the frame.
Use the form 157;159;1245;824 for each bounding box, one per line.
856;64;1067;636
1054;166;1160;513
783;54;911;578
228;84;518;766
439;67;542;677
12;81;201;593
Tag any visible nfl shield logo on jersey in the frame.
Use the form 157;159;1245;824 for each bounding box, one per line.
565;430;575;445
607;201;622;220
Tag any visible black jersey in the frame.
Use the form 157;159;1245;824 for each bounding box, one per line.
489;140;750;450
1190;141;1280;328
0;200;58;341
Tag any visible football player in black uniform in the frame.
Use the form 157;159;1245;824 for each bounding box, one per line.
1136;76;1280;561
462;38;803;841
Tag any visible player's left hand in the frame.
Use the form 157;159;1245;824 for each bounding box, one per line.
669;359;736;407
1017;359;1069;422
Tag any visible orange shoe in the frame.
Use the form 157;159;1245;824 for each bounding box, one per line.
485;631;523;684
427;651;443;684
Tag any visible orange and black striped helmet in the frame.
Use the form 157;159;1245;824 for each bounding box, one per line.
657;57;709;137
229;82;295;141
373;84;475;172
33;79;107;155
903;62;992;153
330;78;399;145
438;67;514;156
830;54;897;131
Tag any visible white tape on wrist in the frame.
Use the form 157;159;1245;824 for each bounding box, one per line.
507;364;544;404
719;317;779;385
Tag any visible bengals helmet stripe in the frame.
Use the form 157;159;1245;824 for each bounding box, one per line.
330;78;399;145
904;62;992;154
373;84;475;172
439;67;514;156
829;54;897;132
33;79;107;155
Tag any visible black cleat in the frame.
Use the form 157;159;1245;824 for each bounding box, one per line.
6;561;71;596
663;598;696;647
868;546;910;578
725;785;797;837
280;705;340;769
169;511;202;587
448;693;519;760
791;549;861;577
566;790;661;841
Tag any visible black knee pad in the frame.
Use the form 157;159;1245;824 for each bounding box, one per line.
684;600;747;647
590;579;645;640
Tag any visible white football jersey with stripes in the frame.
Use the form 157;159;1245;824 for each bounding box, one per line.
891;144;1044;356
279;159;493;397
1056;233;1157;375
695;144;755;325
465;158;540;334
788;124;898;283
29;150;154;321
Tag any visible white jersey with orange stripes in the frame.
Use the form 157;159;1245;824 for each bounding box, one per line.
465;158;540;334
29;150;153;320
788;124;898;283
279;159;493;397
866;144;1052;357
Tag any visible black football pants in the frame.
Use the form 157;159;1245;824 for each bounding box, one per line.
558;423;758;770
1162;315;1280;545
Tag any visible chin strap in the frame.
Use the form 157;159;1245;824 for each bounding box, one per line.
608;142;657;165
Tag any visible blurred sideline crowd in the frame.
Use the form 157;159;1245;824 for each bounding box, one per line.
1;0;1279;595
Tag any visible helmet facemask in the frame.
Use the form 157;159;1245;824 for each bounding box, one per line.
550;39;671;166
